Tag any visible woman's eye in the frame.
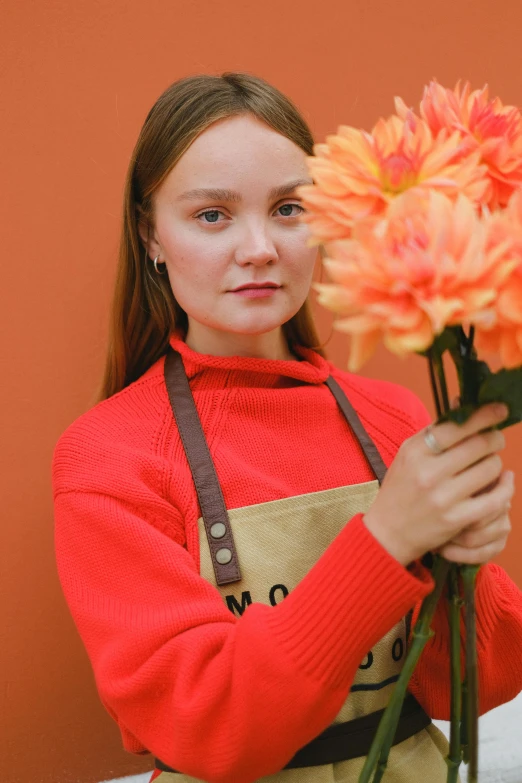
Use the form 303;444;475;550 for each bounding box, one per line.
195;209;224;224
277;203;305;217
195;203;305;224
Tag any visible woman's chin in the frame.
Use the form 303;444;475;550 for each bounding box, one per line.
224;313;294;335
187;299;305;337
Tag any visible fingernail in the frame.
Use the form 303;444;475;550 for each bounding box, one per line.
493;403;509;418
506;470;515;482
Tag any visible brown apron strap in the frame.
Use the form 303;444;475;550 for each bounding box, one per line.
163;345;388;585
324;375;388;485
153;692;431;772
164;347;241;586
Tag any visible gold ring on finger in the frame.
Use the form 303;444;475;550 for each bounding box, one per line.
424;424;445;455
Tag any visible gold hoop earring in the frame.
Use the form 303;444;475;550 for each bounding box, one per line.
153;255;167;275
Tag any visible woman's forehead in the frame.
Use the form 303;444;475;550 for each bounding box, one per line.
160;116;310;198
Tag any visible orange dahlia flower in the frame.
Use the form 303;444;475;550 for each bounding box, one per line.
396;81;522;209
296;112;488;245
314;189;516;371
474;189;522;368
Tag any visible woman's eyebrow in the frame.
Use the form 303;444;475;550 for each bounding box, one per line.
176;178;313;202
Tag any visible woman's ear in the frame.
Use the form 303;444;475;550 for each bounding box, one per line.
137;218;161;262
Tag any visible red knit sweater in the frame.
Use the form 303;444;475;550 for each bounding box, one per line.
52;334;522;783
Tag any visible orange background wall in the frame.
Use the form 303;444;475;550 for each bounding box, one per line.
2;2;521;782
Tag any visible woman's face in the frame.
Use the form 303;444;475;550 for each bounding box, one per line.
140;113;319;353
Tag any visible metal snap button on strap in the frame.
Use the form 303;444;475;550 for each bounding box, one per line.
210;522;227;539
215;548;232;565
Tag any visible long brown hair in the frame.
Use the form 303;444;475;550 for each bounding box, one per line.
95;72;327;403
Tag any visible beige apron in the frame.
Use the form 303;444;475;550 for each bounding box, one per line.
152;348;456;783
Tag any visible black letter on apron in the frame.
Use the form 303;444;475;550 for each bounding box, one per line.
392;638;404;662
269;584;289;606
226;591;253;616
359;651;374;670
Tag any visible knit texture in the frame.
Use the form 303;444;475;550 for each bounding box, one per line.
52;333;522;783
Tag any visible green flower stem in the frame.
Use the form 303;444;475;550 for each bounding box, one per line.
428;349;443;419
460;676;469;763
434;351;451;414
358;556;451;783
461;564;480;782
449;327;480;777
446;565;464;783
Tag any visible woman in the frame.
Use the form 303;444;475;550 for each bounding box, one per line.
52;72;522;783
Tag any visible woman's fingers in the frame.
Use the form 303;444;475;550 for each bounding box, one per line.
436;429;506;480
439;470;515;564
439;511;511;564
442;470;515;529
419;402;509;455
437;453;505;510
452;512;511;549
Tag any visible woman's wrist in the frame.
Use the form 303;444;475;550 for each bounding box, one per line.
362;511;414;567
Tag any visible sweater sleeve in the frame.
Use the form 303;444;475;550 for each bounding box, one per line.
396;391;522;718
52;436;433;783
409;562;522;719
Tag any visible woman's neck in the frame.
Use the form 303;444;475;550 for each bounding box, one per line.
184;322;297;361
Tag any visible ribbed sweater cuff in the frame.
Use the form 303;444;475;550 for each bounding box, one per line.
265;513;434;689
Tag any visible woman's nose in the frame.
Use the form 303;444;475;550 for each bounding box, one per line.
234;221;278;266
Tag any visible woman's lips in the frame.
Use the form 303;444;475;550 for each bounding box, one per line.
229;286;281;298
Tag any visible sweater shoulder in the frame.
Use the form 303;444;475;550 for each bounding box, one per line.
51;356;170;498
327;362;433;440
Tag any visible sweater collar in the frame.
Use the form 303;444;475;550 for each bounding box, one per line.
168;332;332;385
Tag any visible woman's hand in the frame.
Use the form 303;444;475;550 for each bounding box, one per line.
363;403;513;567
438;469;514;564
